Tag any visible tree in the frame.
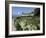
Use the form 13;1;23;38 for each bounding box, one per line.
34;8;40;16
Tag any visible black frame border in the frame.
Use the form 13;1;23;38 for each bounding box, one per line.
5;1;45;37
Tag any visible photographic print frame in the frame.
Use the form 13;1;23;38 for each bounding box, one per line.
5;1;45;37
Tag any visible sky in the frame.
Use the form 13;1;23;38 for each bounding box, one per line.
12;7;35;16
